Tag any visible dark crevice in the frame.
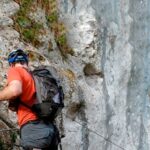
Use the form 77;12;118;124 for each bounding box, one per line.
83;63;104;78
78;86;89;150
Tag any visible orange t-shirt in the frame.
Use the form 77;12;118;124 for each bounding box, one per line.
7;66;38;127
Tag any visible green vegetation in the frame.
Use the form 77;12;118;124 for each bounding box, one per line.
13;0;43;47
0;139;5;150
13;0;74;57
44;0;74;57
10;132;17;144
46;12;58;23
0;130;18;150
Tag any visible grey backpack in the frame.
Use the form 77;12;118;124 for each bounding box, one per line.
9;65;64;122
30;65;64;121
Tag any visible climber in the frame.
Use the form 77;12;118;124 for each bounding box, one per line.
0;49;59;150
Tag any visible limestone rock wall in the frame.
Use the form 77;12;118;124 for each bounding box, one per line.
0;0;150;150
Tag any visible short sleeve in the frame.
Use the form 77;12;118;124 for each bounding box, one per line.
7;67;22;84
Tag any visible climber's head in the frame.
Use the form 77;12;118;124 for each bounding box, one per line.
8;49;28;65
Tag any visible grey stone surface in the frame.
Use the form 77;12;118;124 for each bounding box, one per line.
59;0;150;150
0;0;150;150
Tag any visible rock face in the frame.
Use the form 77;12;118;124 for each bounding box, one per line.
0;0;150;150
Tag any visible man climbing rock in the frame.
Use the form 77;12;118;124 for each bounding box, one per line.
0;49;60;150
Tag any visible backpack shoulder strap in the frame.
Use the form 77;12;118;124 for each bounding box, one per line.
19;100;32;110
22;66;43;103
31;72;43;103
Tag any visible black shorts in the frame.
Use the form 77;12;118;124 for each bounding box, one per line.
20;120;58;150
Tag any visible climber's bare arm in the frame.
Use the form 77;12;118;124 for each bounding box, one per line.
0;80;22;101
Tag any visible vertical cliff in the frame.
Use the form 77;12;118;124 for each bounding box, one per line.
0;0;150;150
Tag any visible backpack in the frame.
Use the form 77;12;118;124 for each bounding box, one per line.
31;65;64;121
8;65;64;121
